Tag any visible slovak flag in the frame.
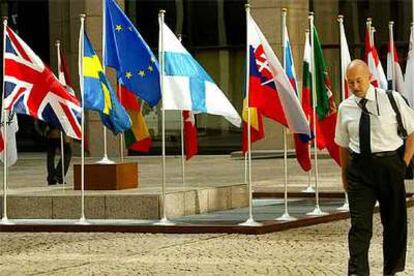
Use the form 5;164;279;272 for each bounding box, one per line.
183;111;198;160
365;26;387;89
247;14;311;141
4;27;81;139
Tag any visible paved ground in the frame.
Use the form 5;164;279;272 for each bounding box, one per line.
1;153;413;275
1;207;413;275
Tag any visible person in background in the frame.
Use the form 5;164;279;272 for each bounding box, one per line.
46;128;72;185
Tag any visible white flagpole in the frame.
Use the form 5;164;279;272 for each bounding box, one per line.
178;34;185;189
55;40;66;186
302;34;315;193
239;4;262;227
389;21;396;90
154;9;174;226
276;8;296;221
117;82;124;162
1;17;11;224
97;0;114;164
78;14;88;224
336;15;349;212
306;12;328;216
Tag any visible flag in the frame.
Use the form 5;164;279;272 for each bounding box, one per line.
247;14;311;138
183;111;198;160
161;21;241;127
339;18;351;100
57;45;75;96
404;24;414;107
82;32;131;135
387;38;404;93
285;28;310;172
117;80;152;152
0;111;18;167
104;0;161;107
310;26;340;165
365;26;387;89
3;27;81;139
241;96;264;153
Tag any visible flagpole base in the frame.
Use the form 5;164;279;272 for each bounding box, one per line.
306;206;329;216
336;201;349;212
1;217;14;225
238;217;262;227
76;216;90;225
153;217;175;226
96;155;115;164
302;186;315;193
275;212;297;221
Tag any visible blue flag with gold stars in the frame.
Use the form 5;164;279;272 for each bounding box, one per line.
105;0;161;107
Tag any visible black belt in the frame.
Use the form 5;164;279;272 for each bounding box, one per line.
349;150;399;159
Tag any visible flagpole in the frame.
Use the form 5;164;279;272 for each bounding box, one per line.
1;17;11;224
154;9;174;226
78;14;88;224
336;15;349;212
117;82;124;162
306;12;327;217
239;4;262;227
302;32;315;193
178;34;186;189
55;40;66;187
276;8;296;221
389;21;396;90
97;0;114;165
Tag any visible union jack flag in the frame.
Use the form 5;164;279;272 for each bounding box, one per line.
3;27;81;139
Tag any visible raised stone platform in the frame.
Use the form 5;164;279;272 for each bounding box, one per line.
0;184;248;220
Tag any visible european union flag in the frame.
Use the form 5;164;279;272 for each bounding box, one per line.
105;0;161;107
83;32;131;134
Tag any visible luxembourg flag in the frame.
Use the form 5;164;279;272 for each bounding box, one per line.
161;22;241;127
247;13;311;139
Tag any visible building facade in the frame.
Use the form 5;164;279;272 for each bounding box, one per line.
0;0;412;157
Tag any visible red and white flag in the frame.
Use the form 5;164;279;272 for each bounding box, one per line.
387;28;404;93
365;21;387;89
183;111;198;160
339;17;351;100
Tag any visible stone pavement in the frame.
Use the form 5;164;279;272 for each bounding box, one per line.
0;206;413;275
0;153;414;274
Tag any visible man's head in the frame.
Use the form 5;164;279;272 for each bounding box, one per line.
346;59;371;98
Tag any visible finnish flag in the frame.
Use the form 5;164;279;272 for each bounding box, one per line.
161;22;241;127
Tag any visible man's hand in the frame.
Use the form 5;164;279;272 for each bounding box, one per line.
404;133;414;166
339;147;350;192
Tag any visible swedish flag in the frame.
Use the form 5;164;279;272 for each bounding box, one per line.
83;32;131;134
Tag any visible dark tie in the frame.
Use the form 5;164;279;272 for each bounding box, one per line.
359;98;371;155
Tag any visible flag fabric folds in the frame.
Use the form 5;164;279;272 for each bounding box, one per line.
161;22;241;127
3;27;81;139
117;80;152;152
404;24;414;107
0;111;18;167
310;26;340;165
365;27;387;89
183;111;198;160
339;18;351;100
387;39;404;94
104;0;161;107
246;14;311;139
82;32;131;135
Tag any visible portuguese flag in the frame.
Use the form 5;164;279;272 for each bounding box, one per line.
302;26;340;166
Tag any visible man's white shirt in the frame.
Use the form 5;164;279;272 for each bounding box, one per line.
335;85;414;153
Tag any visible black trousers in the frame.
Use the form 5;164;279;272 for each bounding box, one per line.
47;138;72;184
346;154;407;276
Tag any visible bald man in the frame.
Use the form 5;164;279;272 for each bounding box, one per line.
335;59;414;275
